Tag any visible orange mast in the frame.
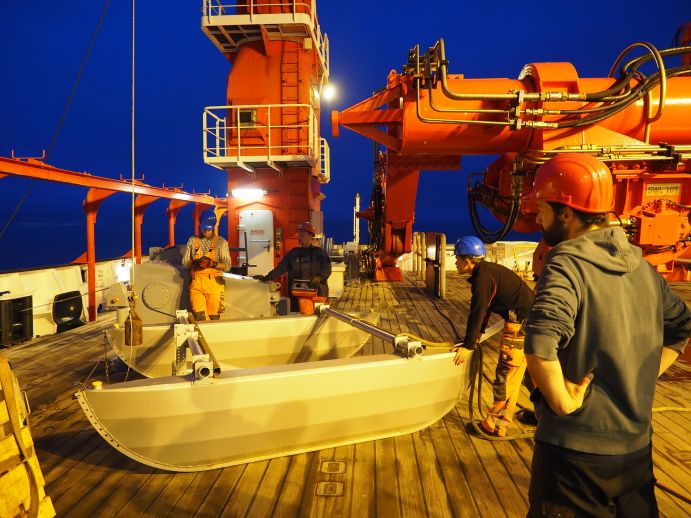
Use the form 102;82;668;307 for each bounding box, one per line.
201;1;330;277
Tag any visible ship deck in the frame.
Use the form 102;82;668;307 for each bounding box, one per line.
3;273;691;517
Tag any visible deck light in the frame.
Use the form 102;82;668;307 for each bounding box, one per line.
116;260;132;283
322;83;336;101
231;188;266;202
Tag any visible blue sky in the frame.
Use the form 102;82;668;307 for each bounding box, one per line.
0;1;688;269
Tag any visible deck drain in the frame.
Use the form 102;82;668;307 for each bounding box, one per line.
315;481;344;497
320;461;346;474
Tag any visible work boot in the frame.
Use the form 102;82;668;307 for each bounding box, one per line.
192;311;206;321
465;421;501;438
481;413;509;437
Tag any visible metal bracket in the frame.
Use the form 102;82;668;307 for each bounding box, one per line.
173;311;216;383
314;301;329;314
393;336;423;359
193;358;214;385
173;315;198;375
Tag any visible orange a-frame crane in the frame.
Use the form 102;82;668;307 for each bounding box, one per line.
334;24;691;280
201;1;330;280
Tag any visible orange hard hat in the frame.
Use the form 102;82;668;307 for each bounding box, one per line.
523;154;614;213
297;221;317;236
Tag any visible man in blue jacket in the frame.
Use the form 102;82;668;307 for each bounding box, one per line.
522;154;691;517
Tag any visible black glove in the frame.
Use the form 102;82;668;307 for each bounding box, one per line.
310;275;322;288
253;275;268;282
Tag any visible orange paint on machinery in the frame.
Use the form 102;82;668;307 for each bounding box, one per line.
337;67;691;155
335;32;691;279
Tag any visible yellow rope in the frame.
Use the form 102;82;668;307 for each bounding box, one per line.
396;332;455;349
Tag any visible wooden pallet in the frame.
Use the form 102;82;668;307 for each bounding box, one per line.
0;354;55;518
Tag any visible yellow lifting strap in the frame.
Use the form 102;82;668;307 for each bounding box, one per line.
396;333;455;349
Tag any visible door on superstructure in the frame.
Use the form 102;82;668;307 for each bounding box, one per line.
238;210;274;276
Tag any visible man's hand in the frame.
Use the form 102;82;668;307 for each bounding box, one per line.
452;346;474;366
527;354;595;416
562;374;594;415
196;256;217;269
310;275;322;288
253;275;268;282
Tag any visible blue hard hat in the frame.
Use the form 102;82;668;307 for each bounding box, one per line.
454;236;486;257
200;208;217;230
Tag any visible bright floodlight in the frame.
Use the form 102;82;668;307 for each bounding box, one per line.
322;83;336;101
231;188;266;202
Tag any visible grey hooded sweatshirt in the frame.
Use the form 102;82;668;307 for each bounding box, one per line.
525;226;691;455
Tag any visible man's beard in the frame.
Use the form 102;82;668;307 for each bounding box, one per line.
542;218;568;247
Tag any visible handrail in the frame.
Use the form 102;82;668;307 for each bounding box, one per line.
203;0;314;18
202;1;328;80
320;137;330;183
203;103;320;165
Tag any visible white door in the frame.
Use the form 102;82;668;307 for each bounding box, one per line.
238;210;274;275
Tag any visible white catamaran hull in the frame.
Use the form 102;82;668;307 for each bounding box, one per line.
108;311;380;378
76;350;469;472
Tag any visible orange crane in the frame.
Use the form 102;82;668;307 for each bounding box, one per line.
201;1;330;279
334;23;691;280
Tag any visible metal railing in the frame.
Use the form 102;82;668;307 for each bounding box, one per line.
202;1;329;81
203;0;314;20
319;137;330;183
203;103;320;167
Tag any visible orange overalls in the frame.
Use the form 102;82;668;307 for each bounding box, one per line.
190;236;224;320
481;321;528;437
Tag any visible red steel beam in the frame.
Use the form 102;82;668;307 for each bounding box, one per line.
0;155;227;321
0;157;225;206
84;188;116;321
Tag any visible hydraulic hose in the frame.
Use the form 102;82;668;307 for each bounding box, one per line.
408;39;691;130
467;173;523;243
467;346;534;441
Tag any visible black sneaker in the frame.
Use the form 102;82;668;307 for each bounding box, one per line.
515;409;538;426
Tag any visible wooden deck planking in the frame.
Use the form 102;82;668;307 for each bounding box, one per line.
0;274;689;517
322;445;356;518
193;466;245;517
426;418;480;518
226;460;272;517
393;433;429;518
442;409;504;517
374;438;401;518
272;453;312;518
350;441;376;518
411;425;454;518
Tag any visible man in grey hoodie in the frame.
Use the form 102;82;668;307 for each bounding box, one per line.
522;154;691;517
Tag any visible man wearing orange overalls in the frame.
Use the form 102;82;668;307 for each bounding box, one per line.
182;209;230;321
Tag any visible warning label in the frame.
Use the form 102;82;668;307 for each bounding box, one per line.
646;183;681;197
